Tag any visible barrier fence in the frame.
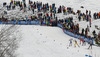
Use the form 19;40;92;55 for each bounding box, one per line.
0;21;41;25
0;20;94;44
57;23;94;44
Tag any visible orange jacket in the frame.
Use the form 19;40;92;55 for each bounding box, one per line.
98;13;100;16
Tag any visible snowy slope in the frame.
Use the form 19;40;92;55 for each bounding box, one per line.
14;25;100;57
0;25;100;57
0;0;100;57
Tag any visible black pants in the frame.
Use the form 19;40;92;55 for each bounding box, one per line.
88;44;92;49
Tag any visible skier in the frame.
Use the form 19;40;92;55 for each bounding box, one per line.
83;38;87;46
88;40;93;49
74;40;80;47
79;36;83;45
69;38;73;46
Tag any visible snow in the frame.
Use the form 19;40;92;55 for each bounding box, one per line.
13;25;100;57
0;0;100;57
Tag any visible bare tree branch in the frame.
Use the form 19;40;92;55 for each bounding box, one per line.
0;25;21;57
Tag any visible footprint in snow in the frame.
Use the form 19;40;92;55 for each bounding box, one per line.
60;43;62;45
77;50;79;52
67;47;69;49
54;40;55;42
43;41;46;43
40;34;42;35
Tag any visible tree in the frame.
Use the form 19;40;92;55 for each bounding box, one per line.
0;25;21;57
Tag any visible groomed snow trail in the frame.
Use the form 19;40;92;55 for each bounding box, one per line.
15;25;100;57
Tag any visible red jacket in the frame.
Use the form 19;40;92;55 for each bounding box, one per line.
11;1;13;3
89;19;91;22
50;13;52;17
31;5;33;8
41;7;43;10
50;20;53;23
46;13;49;16
44;6;46;9
50;5;52;8
98;13;100;16
21;5;23;7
